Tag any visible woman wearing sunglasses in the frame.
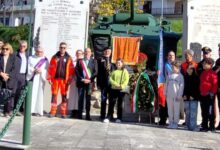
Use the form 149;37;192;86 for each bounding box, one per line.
0;43;18;117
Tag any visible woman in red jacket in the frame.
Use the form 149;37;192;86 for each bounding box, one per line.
199;58;218;132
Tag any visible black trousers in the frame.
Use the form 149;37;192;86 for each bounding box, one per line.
78;84;92;119
14;74;26;112
107;89;125;120
1;81;15;114
200;95;215;129
100;86;110;119
159;102;168;124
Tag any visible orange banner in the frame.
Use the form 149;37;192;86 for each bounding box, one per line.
112;36;141;65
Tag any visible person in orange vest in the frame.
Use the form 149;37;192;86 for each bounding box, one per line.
47;42;74;118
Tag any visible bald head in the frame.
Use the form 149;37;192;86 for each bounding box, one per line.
35;46;44;57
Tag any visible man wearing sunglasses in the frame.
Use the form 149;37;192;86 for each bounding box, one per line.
47;42;74;118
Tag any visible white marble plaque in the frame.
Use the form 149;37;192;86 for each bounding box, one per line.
186;0;220;61
33;0;90;60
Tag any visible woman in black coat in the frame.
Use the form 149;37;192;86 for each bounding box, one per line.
0;43;18;117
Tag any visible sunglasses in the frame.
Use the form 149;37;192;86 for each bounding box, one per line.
2;48;9;51
60;47;66;49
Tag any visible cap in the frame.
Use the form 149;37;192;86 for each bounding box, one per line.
201;46;212;54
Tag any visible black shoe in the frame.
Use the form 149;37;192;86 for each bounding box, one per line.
86;117;92;121
61;115;67;119
159;121;166;126
78;116;83;120
210;128;216;133
200;128;208;132
216;125;220;130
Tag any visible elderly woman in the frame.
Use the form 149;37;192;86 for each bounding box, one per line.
0;43;18;117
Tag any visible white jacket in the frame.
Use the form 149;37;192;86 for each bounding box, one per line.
165;72;184;99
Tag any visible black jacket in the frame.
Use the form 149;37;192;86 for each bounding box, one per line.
197;59;205;76
183;69;200;100
213;58;220;89
97;56;115;88
75;58;98;88
0;54;18;90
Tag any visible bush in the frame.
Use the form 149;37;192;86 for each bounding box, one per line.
0;25;29;51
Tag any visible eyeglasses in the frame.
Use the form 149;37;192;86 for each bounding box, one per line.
60;47;66;49
2;48;9;51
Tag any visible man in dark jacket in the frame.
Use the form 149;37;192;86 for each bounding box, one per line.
97;48;115;122
75;48;98;120
14;40;29;116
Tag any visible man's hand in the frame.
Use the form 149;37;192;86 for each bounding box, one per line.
83;79;91;84
183;95;187;100
176;97;182;102
1;72;9;81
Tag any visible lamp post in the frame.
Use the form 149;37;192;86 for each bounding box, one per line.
22;0;34;146
160;0;164;25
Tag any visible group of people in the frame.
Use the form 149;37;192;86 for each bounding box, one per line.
0;40;30;117
1;39;220;131
0;40;130;124
161;46;220;132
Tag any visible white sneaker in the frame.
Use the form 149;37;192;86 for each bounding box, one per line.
115;119;121;123
103;118;109;123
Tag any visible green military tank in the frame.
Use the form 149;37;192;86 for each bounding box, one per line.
90;0;181;70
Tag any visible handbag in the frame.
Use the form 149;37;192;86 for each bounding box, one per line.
0;82;14;105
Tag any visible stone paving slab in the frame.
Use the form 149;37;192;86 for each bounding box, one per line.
0;116;219;150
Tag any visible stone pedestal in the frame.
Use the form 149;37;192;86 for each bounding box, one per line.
122;94;155;123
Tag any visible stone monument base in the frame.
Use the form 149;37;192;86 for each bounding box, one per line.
122;94;155;123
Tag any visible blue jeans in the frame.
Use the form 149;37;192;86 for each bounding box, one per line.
184;100;198;130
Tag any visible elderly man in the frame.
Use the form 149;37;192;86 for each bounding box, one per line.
75;48;98;120
97;48;115;122
26;46;49;116
47;42;74;118
14;40;29;116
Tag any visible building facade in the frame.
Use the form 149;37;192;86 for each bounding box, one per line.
143;0;183;17
0;0;32;26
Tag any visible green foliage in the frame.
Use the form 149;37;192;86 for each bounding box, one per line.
97;0;144;16
170;19;183;33
0;25;29;51
170;19;183;58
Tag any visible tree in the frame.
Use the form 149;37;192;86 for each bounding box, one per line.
96;0;144;16
0;25;29;50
